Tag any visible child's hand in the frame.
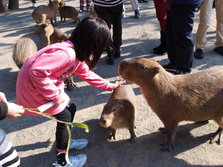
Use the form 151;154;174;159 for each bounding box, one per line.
6;102;24;120
0;92;7;102
113;79;126;89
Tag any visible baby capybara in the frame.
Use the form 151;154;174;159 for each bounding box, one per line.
100;85;136;143
59;6;79;23
118;57;223;151
50;27;70;44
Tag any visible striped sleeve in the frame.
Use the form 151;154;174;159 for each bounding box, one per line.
0;129;20;167
93;0;123;7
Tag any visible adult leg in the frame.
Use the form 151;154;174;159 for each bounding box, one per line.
86;0;91;11
214;0;223;56
169;3;198;73
194;0;213;59
110;3;123;58
130;0;141;19
153;0;168;54
80;0;84;12
94;5;115;65
165;7;177;67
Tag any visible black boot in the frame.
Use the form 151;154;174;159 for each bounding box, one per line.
153;31;167;54
106;46;115;65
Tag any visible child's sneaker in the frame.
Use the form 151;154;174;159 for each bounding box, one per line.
52;154;87;167
79;9;83;13
70;139;88;150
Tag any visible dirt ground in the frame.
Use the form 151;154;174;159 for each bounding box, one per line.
0;0;223;167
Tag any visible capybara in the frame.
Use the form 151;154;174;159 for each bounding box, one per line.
118;57;223;151
12;23;54;69
100;85;136;143
59;6;80;23
89;3;97;18
50;27;70;44
32;0;60;25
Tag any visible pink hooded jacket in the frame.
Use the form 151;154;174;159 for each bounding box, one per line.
16;40;115;116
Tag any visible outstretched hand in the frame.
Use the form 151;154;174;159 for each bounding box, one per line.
6;103;25;120
113;79;126;89
0;92;7;102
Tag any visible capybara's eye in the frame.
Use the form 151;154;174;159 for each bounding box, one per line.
112;108;117;112
140;66;147;70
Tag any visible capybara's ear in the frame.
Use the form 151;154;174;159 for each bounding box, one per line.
154;67;160;73
151;67;160;76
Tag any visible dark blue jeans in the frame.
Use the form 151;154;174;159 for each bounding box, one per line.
166;3;199;72
31;0;36;3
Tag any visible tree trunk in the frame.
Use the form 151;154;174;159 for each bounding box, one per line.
0;0;7;13
8;0;19;10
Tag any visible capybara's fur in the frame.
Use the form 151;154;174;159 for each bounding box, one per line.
12;23;54;69
50;27;70;44
118;57;223;151
32;0;60;25
100;85;136;143
89;3;97;18
59;6;79;23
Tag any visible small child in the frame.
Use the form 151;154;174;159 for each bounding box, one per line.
16;17;125;167
79;0;91;12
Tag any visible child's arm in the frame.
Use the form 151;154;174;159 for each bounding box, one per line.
74;62;125;91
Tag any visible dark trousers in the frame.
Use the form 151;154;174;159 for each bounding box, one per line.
54;103;76;150
31;0;36;3
166;3;199;71
94;4;123;49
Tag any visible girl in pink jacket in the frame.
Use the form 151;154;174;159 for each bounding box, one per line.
16;17;125;167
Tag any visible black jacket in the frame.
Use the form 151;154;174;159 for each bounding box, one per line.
0;101;8;120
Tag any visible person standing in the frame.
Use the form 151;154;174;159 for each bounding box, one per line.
0;92;24;167
163;0;202;74
93;0;124;65
194;0;223;59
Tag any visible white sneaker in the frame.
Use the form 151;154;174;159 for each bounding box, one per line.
52;154;87;167
70;139;88;150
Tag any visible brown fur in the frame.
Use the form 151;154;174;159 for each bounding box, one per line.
12;23;54;69
50;27;70;44
89;3;98;18
100;85;137;143
118;57;223;150
32;0;60;25
59;6;80;23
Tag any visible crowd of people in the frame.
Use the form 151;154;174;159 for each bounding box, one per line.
1;0;223;167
